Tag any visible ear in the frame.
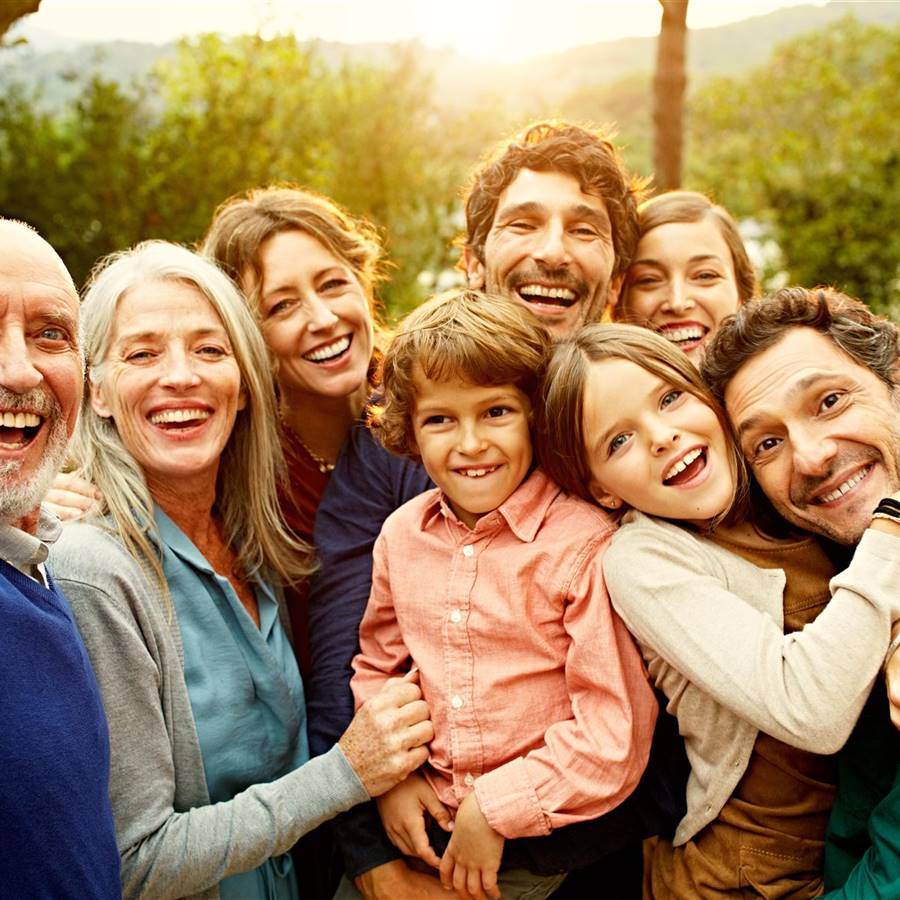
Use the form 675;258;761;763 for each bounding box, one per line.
464;246;486;290
589;479;624;511
237;388;248;412
604;273;626;321
89;377;113;419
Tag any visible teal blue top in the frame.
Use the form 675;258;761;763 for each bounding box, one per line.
822;682;900;898
156;508;308;900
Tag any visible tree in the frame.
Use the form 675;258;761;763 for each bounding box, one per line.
653;0;688;189
0;0;39;43
688;17;900;314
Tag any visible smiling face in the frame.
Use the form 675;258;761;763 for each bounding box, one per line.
621;218;742;361
0;224;82;526
91;279;245;499
725;327;900;544
467;169;620;338
411;373;533;529
249;229;374;405
582;357;734;523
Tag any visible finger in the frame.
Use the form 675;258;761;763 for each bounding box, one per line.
409;817;442;869
46;488;95;512
439;849;455;890
394;825;417;859
397;697;431;728
402;717;435;749
380;677;423;706
403;745;429;775
467;868;486;900
452;863;469;898
422;790;453;832
482;868;500;900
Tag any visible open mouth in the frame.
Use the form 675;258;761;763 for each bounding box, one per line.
812;463;872;505
657;324;708;351
516;285;577;309
0;411;44;450
454;464;501;479
303;335;351;364
148;408;212;432
663;447;707;485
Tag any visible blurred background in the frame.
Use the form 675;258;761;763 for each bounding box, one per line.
2;0;899;319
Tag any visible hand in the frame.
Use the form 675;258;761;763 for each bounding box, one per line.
886;621;900;732
439;792;504;900
377;771;453;868
355;859;449;900
44;471;101;521
339;677;433;797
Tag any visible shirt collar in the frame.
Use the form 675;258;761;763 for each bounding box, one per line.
420;468;560;543
0;505;62;568
153;505;216;575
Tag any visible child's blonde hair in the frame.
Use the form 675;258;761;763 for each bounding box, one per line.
377;289;551;459
534;323;748;527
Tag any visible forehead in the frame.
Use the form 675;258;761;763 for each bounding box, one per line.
494;168;610;220
637;218;732;266
114;279;226;335
725;327;886;426
412;370;525;407
257;229;343;280
0;240;79;322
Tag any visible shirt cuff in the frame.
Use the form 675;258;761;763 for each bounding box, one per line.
474;757;550;839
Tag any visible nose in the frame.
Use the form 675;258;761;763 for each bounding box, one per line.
663;279;694;315
650;419;680;456
0;328;43;394
457;420;486;456
791;427;837;477
158;347;201;390
306;295;340;332
532;222;570;270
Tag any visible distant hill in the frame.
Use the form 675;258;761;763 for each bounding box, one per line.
3;1;900;111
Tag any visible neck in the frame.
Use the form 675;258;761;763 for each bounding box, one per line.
279;382;367;464
9;507;40;535
149;469;218;549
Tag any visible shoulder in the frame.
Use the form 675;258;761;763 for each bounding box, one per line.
51;519;141;578
380;488;442;537
545;489;618;541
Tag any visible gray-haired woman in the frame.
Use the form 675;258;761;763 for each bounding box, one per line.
50;241;431;900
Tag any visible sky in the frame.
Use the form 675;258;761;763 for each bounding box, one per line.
28;0;828;61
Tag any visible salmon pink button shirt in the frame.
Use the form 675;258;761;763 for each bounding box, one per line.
351;468;657;839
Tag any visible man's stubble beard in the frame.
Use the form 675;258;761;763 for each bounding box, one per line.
0;389;70;522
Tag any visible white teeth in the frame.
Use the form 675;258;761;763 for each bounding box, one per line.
519;285;576;301
0;411;42;428
149;408;210;425
304;336;350;362
819;467;869;503
457;466;499;478
661;326;704;344
664;447;703;482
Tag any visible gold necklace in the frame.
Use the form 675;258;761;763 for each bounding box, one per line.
290;428;336;474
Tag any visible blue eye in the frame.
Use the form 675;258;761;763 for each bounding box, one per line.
661;390;682;408
609;433;629;454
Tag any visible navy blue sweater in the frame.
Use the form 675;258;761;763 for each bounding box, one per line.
0;558;120;898
308;422;688;880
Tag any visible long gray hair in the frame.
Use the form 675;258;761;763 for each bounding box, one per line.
72;240;313;595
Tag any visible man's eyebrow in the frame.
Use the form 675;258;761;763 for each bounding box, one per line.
38;309;78;331
735;372;838;440
495;201;545;221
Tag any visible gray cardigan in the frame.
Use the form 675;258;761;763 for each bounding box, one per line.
51;520;368;900
603;512;900;845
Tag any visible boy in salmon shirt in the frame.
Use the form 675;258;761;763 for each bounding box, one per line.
351;289;657;900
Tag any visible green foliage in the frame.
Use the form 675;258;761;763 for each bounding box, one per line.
687;17;900;314
0;33;482;315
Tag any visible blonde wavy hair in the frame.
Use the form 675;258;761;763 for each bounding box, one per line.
72;240;314;597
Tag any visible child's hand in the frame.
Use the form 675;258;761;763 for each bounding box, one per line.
376;771;453;869
439;792;504;900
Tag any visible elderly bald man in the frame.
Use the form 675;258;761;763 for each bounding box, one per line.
0;219;120;897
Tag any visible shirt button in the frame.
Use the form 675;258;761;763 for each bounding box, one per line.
462;545;474;557
450;609;462;624
464;773;475;786
451;695;464;709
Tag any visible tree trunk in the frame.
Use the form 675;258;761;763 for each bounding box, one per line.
1;0;41;42
653;0;689;190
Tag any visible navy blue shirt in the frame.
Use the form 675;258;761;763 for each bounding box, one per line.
308;421;688;880
0;557;120;898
